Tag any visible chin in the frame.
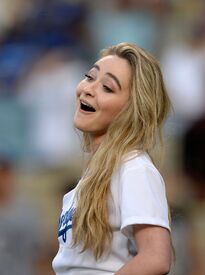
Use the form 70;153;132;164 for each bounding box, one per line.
74;122;83;132
73;116;81;130
74;120;88;133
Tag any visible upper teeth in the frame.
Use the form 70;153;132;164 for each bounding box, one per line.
81;101;93;108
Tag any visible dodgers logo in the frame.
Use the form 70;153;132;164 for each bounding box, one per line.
58;204;76;242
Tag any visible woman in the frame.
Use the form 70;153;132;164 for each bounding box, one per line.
52;42;172;274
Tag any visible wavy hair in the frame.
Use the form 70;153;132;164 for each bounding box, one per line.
72;42;171;259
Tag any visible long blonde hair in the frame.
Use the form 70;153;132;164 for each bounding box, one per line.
72;42;171;259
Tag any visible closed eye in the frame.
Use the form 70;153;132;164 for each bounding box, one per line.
103;85;113;93
85;74;93;81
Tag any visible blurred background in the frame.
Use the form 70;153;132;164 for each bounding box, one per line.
0;0;205;274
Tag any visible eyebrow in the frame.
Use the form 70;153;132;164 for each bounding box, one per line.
93;64;122;90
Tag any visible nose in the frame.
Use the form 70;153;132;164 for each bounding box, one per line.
83;81;97;97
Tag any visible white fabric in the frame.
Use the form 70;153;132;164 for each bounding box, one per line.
52;152;170;274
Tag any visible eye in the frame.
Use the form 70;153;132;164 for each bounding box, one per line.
84;74;93;81
103;85;113;93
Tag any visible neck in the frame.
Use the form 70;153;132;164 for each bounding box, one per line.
89;134;105;153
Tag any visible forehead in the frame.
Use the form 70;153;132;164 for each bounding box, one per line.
95;55;131;89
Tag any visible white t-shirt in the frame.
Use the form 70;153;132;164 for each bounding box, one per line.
52;152;170;274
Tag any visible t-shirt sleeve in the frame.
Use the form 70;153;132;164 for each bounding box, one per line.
120;164;170;240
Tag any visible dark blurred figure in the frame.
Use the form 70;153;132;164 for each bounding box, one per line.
0;157;49;275
181;116;205;275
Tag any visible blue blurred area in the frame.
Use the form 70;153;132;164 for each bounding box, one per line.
0;43;39;89
0;98;28;159
0;0;90;165
87;9;158;56
0;0;88;90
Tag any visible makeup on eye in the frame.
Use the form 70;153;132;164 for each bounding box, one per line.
85;64;121;90
93;63;122;90
84;73;113;92
84;71;116;93
84;73;93;81
103;85;113;93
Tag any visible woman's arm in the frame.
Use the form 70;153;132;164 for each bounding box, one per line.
115;224;172;275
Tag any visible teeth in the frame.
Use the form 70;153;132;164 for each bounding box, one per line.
82;102;90;107
80;100;96;112
81;101;93;108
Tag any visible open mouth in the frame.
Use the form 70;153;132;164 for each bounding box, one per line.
80;101;96;112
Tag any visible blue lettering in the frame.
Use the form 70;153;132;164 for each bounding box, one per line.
58;206;75;243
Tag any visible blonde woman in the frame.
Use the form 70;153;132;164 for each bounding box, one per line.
52;42;172;274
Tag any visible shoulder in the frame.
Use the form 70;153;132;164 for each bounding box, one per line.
115;151;166;196
117;152;170;233
62;188;76;207
120;151;161;177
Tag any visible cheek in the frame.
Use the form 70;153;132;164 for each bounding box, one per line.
76;82;83;97
101;98;127;118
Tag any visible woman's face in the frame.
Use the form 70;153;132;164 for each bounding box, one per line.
74;55;131;145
